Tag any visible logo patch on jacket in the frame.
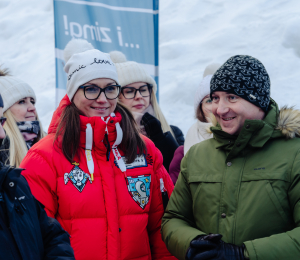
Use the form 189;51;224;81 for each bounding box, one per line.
64;162;92;192
114;154;153;169
126;175;151;209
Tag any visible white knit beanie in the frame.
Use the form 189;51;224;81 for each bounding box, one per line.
203;63;221;78
194;63;221;114
0;75;36;112
109;51;157;93
64;39;119;101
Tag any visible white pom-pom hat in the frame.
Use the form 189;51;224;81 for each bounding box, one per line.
0;75;36;112
109;51;127;63
109;51;157;93
194;63;221;114
63;39;119;101
203;63;221;78
64;39;95;64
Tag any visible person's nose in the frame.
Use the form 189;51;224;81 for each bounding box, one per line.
28;102;36;112
216;98;229;116
134;89;143;100
96;91;108;103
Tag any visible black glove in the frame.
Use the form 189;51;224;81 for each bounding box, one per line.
186;234;245;260
141;112;164;140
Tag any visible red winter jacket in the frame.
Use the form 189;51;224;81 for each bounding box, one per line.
21;95;176;260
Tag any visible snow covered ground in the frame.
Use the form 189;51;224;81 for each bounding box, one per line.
0;0;300;135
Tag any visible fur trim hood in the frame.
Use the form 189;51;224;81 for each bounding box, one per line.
276;106;300;139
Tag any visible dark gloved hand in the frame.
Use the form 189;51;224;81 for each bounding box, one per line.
186;234;245;260
141;112;164;140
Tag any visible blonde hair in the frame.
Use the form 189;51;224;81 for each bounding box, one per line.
150;89;175;139
3;109;46;167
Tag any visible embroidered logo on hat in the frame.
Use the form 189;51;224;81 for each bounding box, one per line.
64;48;119;101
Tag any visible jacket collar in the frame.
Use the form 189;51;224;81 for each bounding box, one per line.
78;112;122;150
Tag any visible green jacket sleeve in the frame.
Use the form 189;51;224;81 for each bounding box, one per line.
161;153;205;260
244;149;300;260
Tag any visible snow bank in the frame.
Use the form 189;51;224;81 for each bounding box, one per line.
0;0;300;135
0;0;55;130
160;0;300;134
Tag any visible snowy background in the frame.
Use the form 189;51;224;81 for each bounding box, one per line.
0;0;300;135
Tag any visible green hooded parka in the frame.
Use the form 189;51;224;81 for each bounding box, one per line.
161;100;300;260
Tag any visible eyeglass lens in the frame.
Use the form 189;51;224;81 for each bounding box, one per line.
84;85;119;100
122;85;151;99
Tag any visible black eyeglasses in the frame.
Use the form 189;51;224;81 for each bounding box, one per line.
0;117;6;126
121;84;153;99
79;84;121;100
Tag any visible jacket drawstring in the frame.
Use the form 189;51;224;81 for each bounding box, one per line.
112;120;127;174
84;114;127;182
102;113;127;173
85;123;94;182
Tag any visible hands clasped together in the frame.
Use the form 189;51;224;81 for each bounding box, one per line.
186;234;246;260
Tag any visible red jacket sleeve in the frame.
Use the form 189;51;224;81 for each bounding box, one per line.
20;140;58;218
147;145;177;260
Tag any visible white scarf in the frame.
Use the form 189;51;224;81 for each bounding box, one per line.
184;120;213;155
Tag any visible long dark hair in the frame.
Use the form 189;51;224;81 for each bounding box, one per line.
54;102;146;164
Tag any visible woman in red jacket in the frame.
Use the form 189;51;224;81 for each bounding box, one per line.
20;40;175;260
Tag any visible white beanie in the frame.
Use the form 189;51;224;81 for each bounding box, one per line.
194;63;221;114
64;40;119;101
0;75;36;112
109;51;157;93
203;63;221;78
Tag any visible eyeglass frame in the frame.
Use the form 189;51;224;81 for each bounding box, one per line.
120;84;153;99
78;84;121;100
0;117;6;126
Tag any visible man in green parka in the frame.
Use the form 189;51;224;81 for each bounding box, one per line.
161;55;300;260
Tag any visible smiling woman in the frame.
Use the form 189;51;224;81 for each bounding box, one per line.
73;78;120;117
20;39;176;260
0;67;46;167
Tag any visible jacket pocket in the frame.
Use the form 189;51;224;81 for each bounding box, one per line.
187;176;202;211
188;175;222;218
265;181;290;222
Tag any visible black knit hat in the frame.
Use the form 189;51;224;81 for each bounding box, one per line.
210;55;270;112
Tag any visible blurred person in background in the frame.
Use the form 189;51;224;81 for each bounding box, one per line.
0;93;74;260
0;67;46;167
110;51;184;172
162;55;300;260
169;63;220;184
20;39;176;260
